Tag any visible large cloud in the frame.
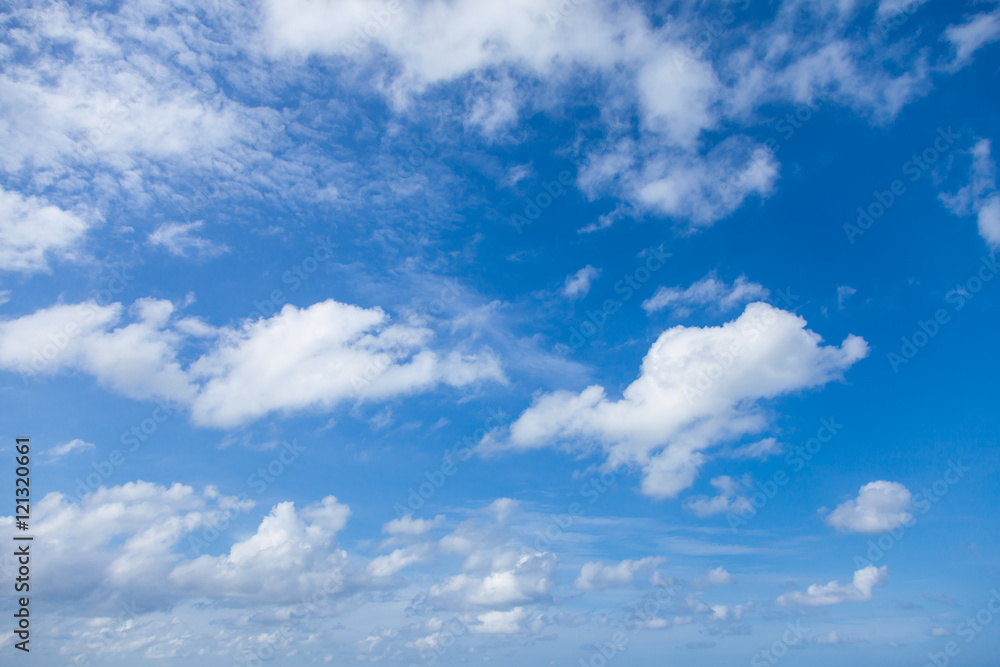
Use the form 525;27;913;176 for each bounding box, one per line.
486;302;867;498
0;297;505;427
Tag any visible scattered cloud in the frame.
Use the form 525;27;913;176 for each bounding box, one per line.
940;139;1000;249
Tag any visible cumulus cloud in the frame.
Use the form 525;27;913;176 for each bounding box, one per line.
825;481;913;534
940;139;1000;249
643;272;769;315
0;187;90;273
562;266;601;300
777;566;889;606
0;297;505;427
485;303;867;498
574;556;665;590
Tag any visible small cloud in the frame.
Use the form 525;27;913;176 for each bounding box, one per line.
562;265;601;300
825;481;913;534
695;566;734;587
46;438;96;461
643;272;768;316
382;513;445;536
729;437;783;460
574;556;665;590
685;475;753;517
148;221;229;258
931;627;951;637
837;285;857;309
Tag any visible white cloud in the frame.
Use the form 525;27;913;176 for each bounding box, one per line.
729;437;783;460
383;513;445;536
0;297;505;428
487;303;867;498
0;187;90;273
562;266;601;300
776;566;889;606
466;607;530;634
148;221;229;258
696;566;734;587
643;272;769;315
685;476;754;517
825;481;913;534
46;438;96;461
837;285;857;309
574;556;665;590
169;496;351;602
940;139;1000;249
944;10;1000;68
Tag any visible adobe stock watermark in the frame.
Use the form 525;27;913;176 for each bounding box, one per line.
577;580;681;667
566;247;672;351
872;0;924;39
69;401;176;503
247;235;337;320
187;440;306;556
887;255;998;373
853;460;969;569
233;570;345;667
16;258;135;381
923;588;1000;667
726;417;844;533
351;279;462;393
339;0;403;56
392;408;509;518
844;126;960;244
749;621;809;666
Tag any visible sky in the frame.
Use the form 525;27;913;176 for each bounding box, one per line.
0;0;999;665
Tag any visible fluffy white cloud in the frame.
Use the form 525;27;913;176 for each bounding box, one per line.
574;556;665;590
643;272;769;315
940;139;1000;249
488;303;867;498
0;187;90;273
825;481;913;534
562;265;601;300
466;607;530;634
777;566;889;606
0;297;505;427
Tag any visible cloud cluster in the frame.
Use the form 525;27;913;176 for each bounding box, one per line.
0;297;504;427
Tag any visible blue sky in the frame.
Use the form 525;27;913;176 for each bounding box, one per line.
1;0;999;664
